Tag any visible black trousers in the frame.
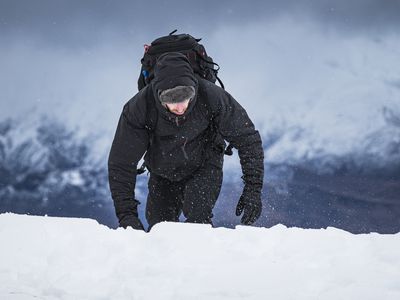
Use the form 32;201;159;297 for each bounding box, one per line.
145;163;223;230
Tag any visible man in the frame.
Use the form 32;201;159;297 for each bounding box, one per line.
108;52;264;231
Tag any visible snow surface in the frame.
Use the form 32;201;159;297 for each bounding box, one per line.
1;213;399;300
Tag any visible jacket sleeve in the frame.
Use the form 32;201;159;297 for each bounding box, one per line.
215;89;264;193
108;95;149;222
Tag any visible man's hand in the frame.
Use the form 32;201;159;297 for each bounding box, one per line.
115;198;145;231
119;215;145;231
235;187;262;225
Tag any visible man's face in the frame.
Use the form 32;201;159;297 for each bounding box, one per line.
165;99;190;116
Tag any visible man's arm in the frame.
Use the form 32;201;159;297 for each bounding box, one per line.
214;88;264;224
108;96;149;229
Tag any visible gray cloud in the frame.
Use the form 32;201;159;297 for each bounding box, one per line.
385;79;400;90
1;0;400;47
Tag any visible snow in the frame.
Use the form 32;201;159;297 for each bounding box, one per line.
1;213;399;299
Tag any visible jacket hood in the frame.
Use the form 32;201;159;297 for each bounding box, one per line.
152;52;198;94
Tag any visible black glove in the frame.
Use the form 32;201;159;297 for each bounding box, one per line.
235;186;262;225
115;199;145;231
119;214;145;231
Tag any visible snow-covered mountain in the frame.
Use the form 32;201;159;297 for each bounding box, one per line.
1;113;399;233
1;213;399;300
0;116;116;227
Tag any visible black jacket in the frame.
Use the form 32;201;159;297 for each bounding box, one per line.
108;53;264;221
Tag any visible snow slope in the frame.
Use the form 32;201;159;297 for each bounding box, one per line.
1;213;399;300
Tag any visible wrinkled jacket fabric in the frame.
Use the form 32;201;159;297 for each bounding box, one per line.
108;53;264;222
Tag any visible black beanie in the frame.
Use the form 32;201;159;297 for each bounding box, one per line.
152;52;197;92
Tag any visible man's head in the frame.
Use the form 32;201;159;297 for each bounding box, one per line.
152;52;198;115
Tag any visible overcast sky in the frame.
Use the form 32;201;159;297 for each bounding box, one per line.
2;0;400;44
1;0;399;167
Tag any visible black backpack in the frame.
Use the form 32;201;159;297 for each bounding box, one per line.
137;30;224;91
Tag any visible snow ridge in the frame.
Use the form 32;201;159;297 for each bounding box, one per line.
0;213;399;300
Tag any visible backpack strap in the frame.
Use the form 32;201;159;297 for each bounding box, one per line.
144;91;158;135
194;50;225;90
137;88;158;175
198;81;233;156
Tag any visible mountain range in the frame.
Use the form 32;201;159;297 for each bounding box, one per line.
1;112;399;233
